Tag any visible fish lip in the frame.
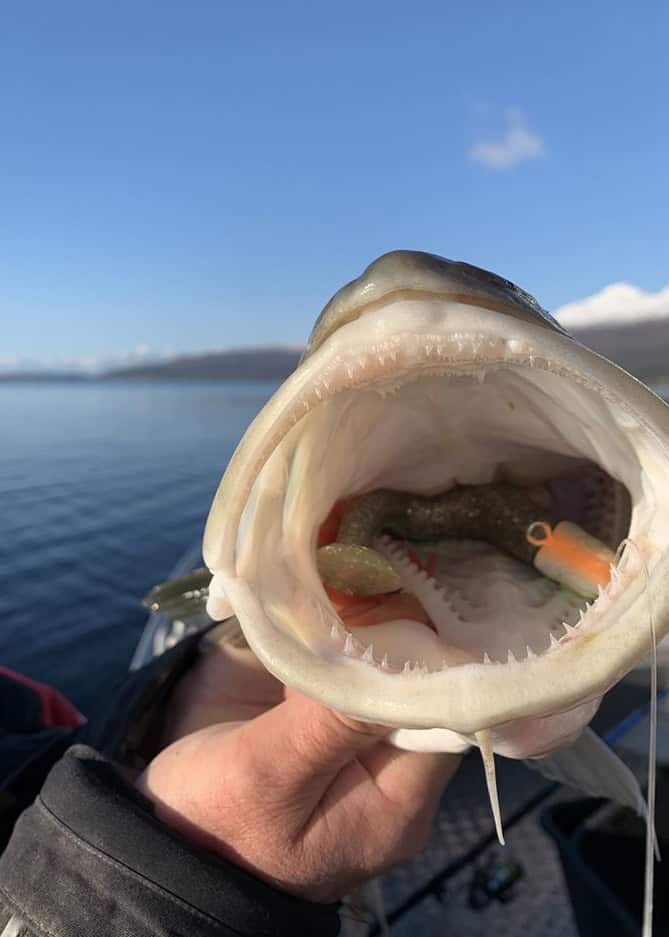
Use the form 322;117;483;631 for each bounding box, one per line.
204;302;669;733
305;250;567;355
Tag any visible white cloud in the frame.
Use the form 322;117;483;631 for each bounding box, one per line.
556;283;669;329
470;111;545;170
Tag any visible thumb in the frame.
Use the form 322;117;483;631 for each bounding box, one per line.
240;690;390;793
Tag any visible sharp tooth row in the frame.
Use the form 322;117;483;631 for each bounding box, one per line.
329;623;415;674
344;632;355;655
329;624;438;675
349;535;634;669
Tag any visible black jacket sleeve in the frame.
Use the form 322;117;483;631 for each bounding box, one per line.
0;632;340;936
0;745;340;937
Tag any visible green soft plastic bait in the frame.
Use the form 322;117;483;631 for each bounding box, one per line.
316;484;615;598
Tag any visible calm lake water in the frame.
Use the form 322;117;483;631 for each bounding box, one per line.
0;381;276;713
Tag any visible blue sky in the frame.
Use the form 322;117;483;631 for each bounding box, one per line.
1;1;667;369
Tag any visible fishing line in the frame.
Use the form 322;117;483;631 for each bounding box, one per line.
616;538;658;937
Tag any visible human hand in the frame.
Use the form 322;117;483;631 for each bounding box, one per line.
137;629;461;902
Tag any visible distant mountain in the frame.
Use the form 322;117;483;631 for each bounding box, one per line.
569;318;669;381
104;347;303;381
556;281;669;380
102;318;669;383
0;370;90;382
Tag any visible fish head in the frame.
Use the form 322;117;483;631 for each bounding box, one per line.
203;250;669;757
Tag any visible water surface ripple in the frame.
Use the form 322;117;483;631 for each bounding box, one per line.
0;381;275;712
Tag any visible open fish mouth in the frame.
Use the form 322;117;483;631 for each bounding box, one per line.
204;252;669;739
320;473;627;669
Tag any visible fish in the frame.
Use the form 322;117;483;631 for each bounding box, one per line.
201;251;669;876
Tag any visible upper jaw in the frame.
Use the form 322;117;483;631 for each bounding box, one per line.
204;297;669;734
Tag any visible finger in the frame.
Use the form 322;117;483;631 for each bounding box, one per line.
356;744;462;858
239;691;390;797
360;742;461;810
196;640;284;706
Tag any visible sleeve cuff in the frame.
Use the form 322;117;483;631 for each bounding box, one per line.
0;745;340;937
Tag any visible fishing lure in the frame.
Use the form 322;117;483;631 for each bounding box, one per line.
316;484;616;600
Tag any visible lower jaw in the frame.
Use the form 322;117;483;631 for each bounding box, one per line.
476;695;601;758
391;695;602;758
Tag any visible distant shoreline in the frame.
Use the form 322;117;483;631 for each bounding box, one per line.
0;347;303;383
0;374;289;383
3;317;669;383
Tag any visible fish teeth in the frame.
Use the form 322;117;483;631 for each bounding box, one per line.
362;644;375;665
507;649;517;664
402;661;412;676
330;623;340;642
526;645;537;660
381;653;390;670
344;632;355;656
549;633;561;649
483;652;493;665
